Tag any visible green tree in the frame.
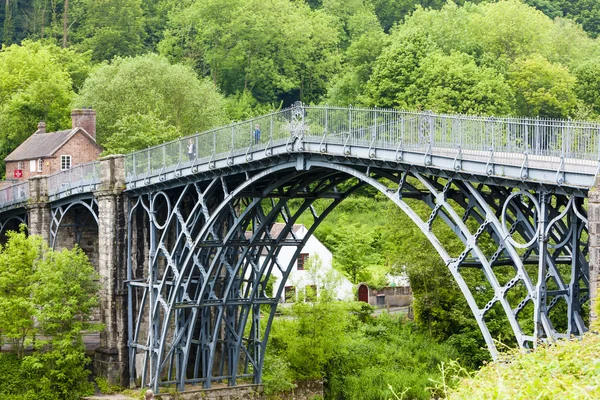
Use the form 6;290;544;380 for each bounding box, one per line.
70;0;147;61
525;0;600;38
0;229;99;399
509;55;578;118
0;40;87;177
322;0;381;49
329;216;377;284
364;28;433;108
75;53;227;152
327;29;388;105
274;299;355;379
0;230;42;357
575;59;600;116
407;51;514;115
159;0;339;104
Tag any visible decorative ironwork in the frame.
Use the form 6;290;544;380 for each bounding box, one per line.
127;158;590;393
0;104;594;394
49;196;99;249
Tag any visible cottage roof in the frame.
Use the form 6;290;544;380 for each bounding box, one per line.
4;127;101;162
245;223;305;256
245;223;304;240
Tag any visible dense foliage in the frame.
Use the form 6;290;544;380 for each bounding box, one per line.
74;53;228;152
309;189;496;368
265;297;459;400
447;333;600;399
0;230;100;400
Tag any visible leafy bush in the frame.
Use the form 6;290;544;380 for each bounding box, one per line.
447;334;600;399
267;299;460;400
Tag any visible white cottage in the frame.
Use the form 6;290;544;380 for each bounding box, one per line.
251;223;354;303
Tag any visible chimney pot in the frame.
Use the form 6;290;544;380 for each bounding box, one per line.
71;109;97;140
37;121;46;134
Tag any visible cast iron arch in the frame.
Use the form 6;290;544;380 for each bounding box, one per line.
127;160;589;392
50;196;99;249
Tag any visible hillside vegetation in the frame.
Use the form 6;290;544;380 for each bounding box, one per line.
447;333;600;399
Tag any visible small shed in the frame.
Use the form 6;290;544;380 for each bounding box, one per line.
357;283;412;308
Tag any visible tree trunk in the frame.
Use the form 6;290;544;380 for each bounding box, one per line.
4;0;12;45
62;0;68;48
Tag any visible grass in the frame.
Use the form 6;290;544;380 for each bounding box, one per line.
447;334;600;399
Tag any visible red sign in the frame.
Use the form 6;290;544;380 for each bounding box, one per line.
13;169;22;178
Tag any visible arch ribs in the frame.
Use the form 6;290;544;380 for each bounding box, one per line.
126;161;589;393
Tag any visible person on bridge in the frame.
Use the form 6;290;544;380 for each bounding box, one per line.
254;124;261;145
187;139;196;161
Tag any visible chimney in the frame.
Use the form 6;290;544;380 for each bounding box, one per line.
71;108;96;140
36;121;46;134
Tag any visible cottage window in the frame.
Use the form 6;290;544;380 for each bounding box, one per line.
17;161;23;170
297;253;309;270
284;286;296;303
61;155;72;170
30;160;36;172
38;159;43;172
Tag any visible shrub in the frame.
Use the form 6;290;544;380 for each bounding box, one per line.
447;334;600;399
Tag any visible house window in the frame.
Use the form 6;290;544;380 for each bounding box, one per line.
37;159;43;172
61;155;72;170
30;160;36;172
297;253;309;270
284;286;296;303
17;161;23;170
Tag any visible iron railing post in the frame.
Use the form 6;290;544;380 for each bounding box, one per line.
429;111;434;146
270;114;273;144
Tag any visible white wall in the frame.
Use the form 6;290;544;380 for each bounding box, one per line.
261;225;354;302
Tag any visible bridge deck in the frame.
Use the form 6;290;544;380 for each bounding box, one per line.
1;105;598;211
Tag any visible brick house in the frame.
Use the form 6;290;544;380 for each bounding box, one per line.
4;109;102;181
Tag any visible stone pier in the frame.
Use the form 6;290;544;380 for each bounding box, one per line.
26;175;51;242
589;178;600;325
93;155;129;386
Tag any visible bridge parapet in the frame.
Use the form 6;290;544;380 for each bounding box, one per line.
0;180;29;209
47;160;101;201
124;105;600;191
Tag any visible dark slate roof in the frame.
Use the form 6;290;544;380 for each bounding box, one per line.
245;223;304;240
245;224;305;256
4;128;101;162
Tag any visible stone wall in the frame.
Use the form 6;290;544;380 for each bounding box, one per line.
93;155;129;386
361;284;413;307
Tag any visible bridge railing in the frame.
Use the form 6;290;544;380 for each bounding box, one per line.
125;104;600;183
47;161;101;197
302;106;600;162
125;107;298;181
0;181;29;208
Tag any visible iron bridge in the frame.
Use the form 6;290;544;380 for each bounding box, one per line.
0;103;598;392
